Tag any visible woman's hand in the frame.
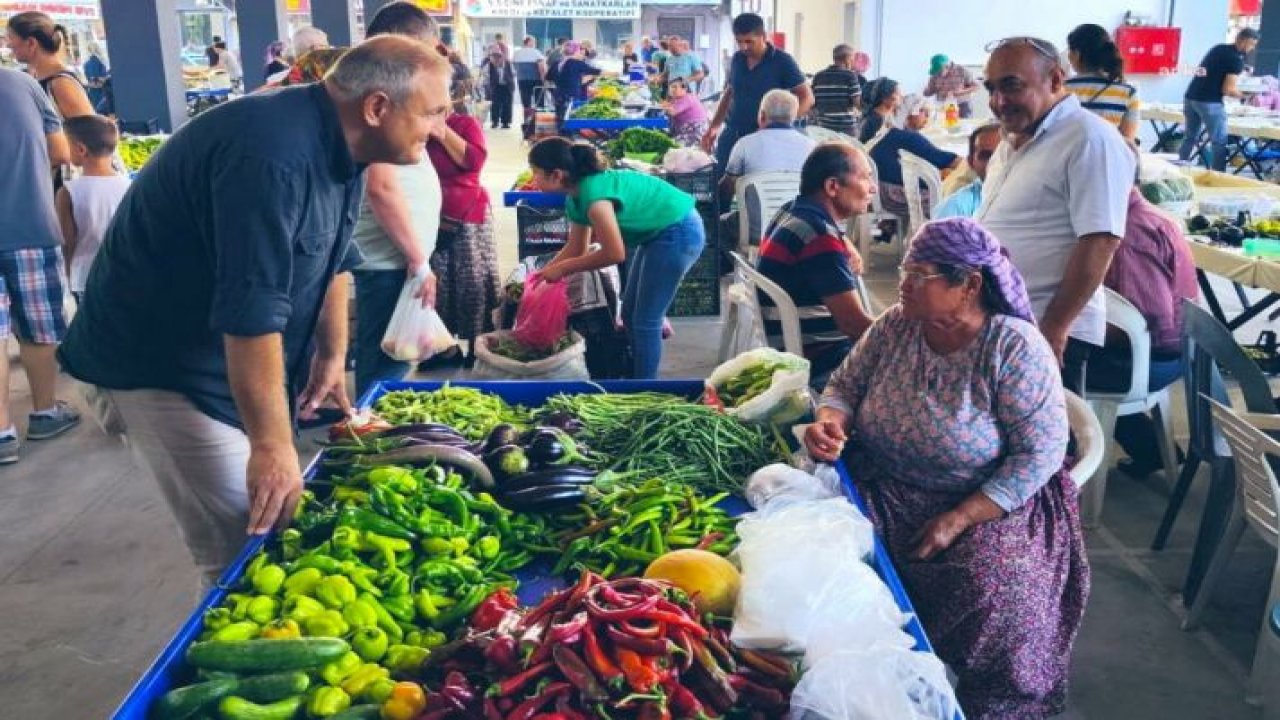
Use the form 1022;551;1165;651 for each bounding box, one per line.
804;419;848;462
539;263;570;283
909;510;971;561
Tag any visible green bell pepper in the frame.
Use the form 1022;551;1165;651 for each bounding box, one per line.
316;575;357;609
342;598;379;630
283;567;324;597
246;595;280;625
307;686;352;717
250;563;286;596
304;609;350;638
382;644;430;673
351;627;389;662
319;651;363;686
282;594;325;622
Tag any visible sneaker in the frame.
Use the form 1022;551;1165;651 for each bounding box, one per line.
27;401;82;440
0;435;19;464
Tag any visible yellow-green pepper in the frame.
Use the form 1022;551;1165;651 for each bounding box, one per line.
380;682;426;720
303;609;349;638
403;629;447;649
307;686;352;717
342;599;378;630
341;663;390;700
210;621;259;642
332;526;363;554
344;564;382;597
351;627;389;662
259;618;301;639
283;594;325;621
382;644;429;673
377;568;411;598
316;575;357;609
319;651;363;687
358;592;404;644
246;595;280;625
420;537;453;557
251;563;286;596
280;528;304;562
361;532;412;569
225;593;254;621
367;678;396;705
367;466;417;493
413;590;440;622
202;607;233;632
475;536;500;560
333;486;370;504
283;567;324;597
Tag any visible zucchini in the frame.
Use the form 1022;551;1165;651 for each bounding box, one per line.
152;677;238;719
217;695;303;720
329;705;381;720
235;671;310;703
186;638;349;672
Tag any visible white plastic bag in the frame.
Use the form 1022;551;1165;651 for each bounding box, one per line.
744;463;843;509
706;348;811;425
379;274;455;362
662;147;715;172
789;647;957;720
471;330;590;380
722;282;767;358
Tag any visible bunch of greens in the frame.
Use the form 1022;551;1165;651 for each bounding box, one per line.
606;127;678;161
373;387;532;440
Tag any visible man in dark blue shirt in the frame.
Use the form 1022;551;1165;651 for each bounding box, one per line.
1180;28;1258;171
702;13;813;176
58;36;453;583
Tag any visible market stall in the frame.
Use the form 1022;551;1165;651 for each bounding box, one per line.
112;379;959;720
1145;103;1280;177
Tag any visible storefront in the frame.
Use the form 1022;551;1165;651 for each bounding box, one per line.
0;0;105;67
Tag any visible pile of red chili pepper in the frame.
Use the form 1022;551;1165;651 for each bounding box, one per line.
407;573;796;719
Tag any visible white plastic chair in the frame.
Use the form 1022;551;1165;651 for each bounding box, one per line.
898;150;944;243
717;251;872;362
735;172;800;261
1065;390;1106;492
1187;398;1280;703
1080;288;1181;527
805;125;856;144
850;152;905;263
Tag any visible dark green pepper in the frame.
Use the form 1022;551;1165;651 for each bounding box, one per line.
341;502;416;541
430;585;490;629
376;568;411;598
380;594;415;623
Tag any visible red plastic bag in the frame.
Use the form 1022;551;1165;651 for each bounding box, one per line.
513;272;571;350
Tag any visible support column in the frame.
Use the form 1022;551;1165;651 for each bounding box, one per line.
311;0;358;47
99;0;186;132
362;0;396;34
1258;2;1280;78
237;0;290;92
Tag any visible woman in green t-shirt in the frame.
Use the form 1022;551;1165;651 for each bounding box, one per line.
529;138;704;378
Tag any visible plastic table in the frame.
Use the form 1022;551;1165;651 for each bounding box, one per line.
111;379;949;719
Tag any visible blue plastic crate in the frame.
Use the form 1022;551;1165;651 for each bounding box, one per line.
113;379;942;718
561;116;670;132
502;190;564;208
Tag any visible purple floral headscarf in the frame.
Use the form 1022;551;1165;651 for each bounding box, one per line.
905;218;1036;324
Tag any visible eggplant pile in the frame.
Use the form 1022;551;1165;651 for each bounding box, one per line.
478;417;602;513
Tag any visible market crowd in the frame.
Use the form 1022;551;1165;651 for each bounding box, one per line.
1;3;1245;718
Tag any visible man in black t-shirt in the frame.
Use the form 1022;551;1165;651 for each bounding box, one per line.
1180;28;1258;171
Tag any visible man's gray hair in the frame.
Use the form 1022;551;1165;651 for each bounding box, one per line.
292;26;329;56
759;89;799;124
326;35;448;105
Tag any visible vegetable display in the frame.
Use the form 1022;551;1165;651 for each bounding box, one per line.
571;99;624;120
373;387;532;440
607;127;679;162
709;358;789;408
119;135;164;172
489;333;575;363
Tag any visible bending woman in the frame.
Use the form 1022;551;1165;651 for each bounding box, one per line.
529;138;704;379
805;218;1089;719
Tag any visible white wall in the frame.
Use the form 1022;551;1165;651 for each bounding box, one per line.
867;0;1228;108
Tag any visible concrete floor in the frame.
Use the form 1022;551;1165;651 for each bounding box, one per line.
3;124;1278;719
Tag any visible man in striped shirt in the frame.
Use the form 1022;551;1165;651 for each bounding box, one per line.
811;44;862;135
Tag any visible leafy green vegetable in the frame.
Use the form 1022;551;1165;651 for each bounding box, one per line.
606;128;678;161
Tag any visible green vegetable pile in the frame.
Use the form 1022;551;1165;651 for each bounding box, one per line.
714;358;788;407
373;387;531;440
119;136;163;172
490;333;575;363
571;98;623;119
606;127;678;161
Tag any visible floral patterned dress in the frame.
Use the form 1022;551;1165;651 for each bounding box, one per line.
821;306;1090;719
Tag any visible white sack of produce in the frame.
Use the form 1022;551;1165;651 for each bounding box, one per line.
663;147;715;173
789;647;957;720
706;348;811;425
744;462;843;509
380;274;456;362
732;497;900;651
472;330;589;380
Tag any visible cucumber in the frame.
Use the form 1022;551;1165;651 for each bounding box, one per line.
152;677;238;719
186;638;349;672
217;695;303;720
329;706;381;720
235;672;310;703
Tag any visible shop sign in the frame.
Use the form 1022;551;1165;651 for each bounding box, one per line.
285;0;310;12
413;0;454;15
462;0;640;19
0;1;99;21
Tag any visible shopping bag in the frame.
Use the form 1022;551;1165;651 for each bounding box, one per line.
472;330;589;380
705;348;811;425
512;272;571;351
379;274;455;362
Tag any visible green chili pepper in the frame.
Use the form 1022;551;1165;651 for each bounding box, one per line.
342;598;379;630
283;567;324;597
210;620;259;642
368;466;418;494
351;627;389;662
413;589;440;621
283;594;325;621
377;568;411;597
293;551;345;575
316;575;357;609
246;595;280;625
420;537;454;556
380;594;415;623
332;486;370;504
430;585;490;629
382;644;429;673
358;592;404;643
341;663;390;700
475;536;500;560
319;651;363;686
360;532;412;569
332;525;363;554
304;609;350;638
344;564;382;597
338;505;416;541
279;529;303;562
307;686;352;717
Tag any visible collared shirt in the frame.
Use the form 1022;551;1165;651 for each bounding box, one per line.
59;83;365;429
758;196;858;307
726;44;806;135
1105;188;1199;354
811;64;862;134
0;68;61;252
977;94;1135;346
724;125;815;177
932;179;983;219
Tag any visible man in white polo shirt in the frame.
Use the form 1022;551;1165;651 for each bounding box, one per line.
976;37;1134;392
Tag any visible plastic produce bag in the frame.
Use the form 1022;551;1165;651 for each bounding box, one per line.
472;330;589;380
744;463;843;509
379;274;455;362
706;348;811;425
790;647;957;720
662;147;715;173
513;272;571;350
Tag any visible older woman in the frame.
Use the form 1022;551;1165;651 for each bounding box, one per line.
865;90;959;218
805;218;1088;719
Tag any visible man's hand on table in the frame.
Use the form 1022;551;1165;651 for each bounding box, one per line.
246;444;304;534
298;353;354;422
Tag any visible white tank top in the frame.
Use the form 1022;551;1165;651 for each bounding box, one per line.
65;174;131;292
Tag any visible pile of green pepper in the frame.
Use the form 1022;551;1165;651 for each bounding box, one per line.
372;387;532;440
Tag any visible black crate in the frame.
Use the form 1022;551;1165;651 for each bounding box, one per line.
516;203;570;259
685;243;721;279
664;167;718;207
669;274;720;317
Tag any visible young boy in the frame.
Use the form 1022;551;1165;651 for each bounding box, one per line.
55;115;131;305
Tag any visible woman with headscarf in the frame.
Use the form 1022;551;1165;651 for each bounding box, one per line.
805;218;1088;719
864;88;959;218
553;40;602;123
923;53;978;118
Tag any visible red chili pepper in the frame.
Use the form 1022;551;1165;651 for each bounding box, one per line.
520;588;570;632
585;592;659;621
630;610;708;637
563;570;601;611
493;661;555;698
507;681;571;720
606;624;670;655
530;715;569;720
484;696;505;720
615;647;662;693
552;645;608;703
581;622;624;686
664;678;712;719
599;584;646;606
548;611;589;645
473;588;519;632
635;701;672;720
485;634;520;672
670;629;696;671
554;695;590;720
726;674;787;710
618;619;665;638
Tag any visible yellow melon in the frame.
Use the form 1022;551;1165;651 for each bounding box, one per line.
643;549;741;616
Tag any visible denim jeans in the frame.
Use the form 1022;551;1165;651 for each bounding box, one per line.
353;269;414;398
1180;100;1229;172
622;211;705;378
1086;346;1185;469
